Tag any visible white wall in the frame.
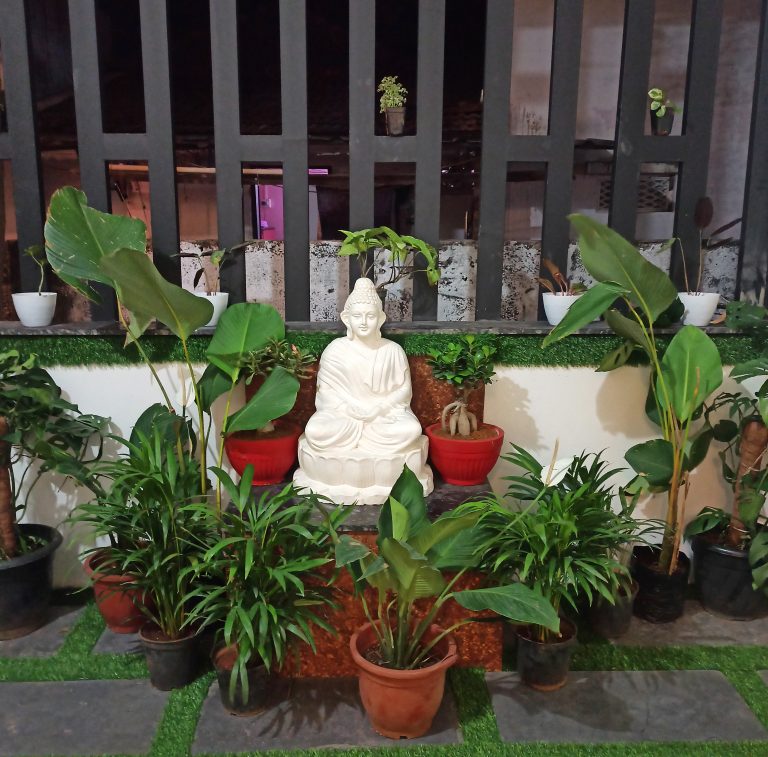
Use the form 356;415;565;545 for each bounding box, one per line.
17;361;742;588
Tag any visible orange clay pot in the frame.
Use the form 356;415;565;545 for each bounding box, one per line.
350;622;457;739
83;551;148;634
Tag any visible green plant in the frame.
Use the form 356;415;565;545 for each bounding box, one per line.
542;215;723;575
23;245;50;295
0;350;107;560
334;465;559;670
475;446;660;642
338;226;440;291
537;258;586;297
725;300;768;426
177;241;253;294
648;87;681;118
378;76;407;112
184;466;346;704
426;335;497;436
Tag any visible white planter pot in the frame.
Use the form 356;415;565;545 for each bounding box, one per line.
542;292;582;326
12;292;57;327
195;292;229;328
678;292;719;327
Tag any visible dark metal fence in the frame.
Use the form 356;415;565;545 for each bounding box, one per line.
1;0;766;322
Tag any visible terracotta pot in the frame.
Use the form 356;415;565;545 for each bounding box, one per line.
384;107;405;136
516;618;577;691
83;551;147;633
425;422;504;485
224;421;302;484
350;621;457;739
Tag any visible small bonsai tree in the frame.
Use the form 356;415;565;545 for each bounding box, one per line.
648;87;681;118
377;75;407;113
427;335;497;436
537;258;586;296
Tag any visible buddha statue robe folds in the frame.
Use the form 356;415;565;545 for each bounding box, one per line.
293;278;433;504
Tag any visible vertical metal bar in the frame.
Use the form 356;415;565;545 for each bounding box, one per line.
737;0;768;303
671;0;723;290
280;0;309;321
68;0;115;318
1;0;44;290
348;0;376;287
412;0;445;321
609;0;655;241
540;0;583;312
210;0;246;302
476;0;514;319
139;0;180;285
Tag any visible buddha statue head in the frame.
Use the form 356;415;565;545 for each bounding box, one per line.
340;278;386;342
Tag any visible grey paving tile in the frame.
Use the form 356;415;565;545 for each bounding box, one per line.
92;628;143;655
193;677;461;753
0;680;169;756
486;670;768;743
614;600;768;646
0;606;83;658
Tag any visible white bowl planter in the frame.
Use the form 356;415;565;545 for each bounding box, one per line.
542;292;583;326
678;292;719;327
194;292;229;328
12;292;57;327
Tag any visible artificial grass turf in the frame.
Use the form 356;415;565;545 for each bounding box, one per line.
1;602;768;757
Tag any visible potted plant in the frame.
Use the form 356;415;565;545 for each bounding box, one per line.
543;215;723;622
0;350;107;638
184;466;346;714
378;75;407;136
224;338;316;484
12;245;57;327
537;258;587;326
648;87;681;135
425;335;503;485
475;446;652;687
335;465;559;738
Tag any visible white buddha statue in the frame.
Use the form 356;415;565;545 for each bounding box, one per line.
293;278;433;504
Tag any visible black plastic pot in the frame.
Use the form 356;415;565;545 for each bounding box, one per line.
589;581;638;639
384;107;405;136
650;110;674;135
0;524;62;640
632;546;690;623
516;619;577;691
692;533;768;620
213;645;271;715
139;627;200;690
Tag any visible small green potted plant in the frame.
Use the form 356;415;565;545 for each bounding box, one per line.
0;350;107;638
537;258;587;326
425;335;502;485
335;465;558;739
184;466;346;714
648;87;681;135
378;75;407;136
12;245;57;327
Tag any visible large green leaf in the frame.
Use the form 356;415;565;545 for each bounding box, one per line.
625;439;675;488
410;513;481;557
378;497;411;544
335;535;371;567
226;366;300;434
100;249;213;339
454;584;560;632
44;187;147;301
431;522;491;570
197;362;234;413
207;303;285;381
542;282;628;347
684;427;713;472
389;465;429;536
604;309;648;348
568;214;677;322
730;357;768;386
380;538;426;595
597;340;635;372
658;326;723;422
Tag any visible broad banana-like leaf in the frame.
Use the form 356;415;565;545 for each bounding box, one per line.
454;584;560;632
226;367;299;434
410;512;481;557
100;249;213;339
377;497;411;545
657;326;722;422
335;534;371;567
684;427;713;472
197;362;234;413
380;538;427;595
568;214;677;322
597;340;636;372
207;303;285;381
625;439;675;488
605;309;648;348
388;465;429;536
44;187;147;301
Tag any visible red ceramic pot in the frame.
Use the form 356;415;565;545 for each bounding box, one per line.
350;622;457;739
224;421;302;485
425;422;504;485
83;551;147;634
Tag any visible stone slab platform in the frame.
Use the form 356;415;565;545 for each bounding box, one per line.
0;606;83;659
486;670;767;743
614;601;768;646
92;628;143;655
192;676;461;753
0;680;169;756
